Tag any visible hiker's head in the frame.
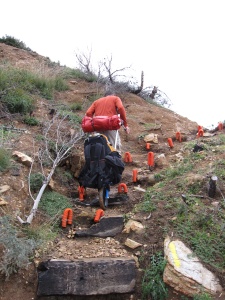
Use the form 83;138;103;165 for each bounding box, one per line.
104;90;114;97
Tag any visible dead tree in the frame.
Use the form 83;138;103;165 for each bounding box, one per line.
17;113;83;225
75;48;94;76
128;71;144;94
103;54;131;84
149;86;158;99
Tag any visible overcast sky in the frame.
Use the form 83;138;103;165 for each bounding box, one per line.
1;0;224;128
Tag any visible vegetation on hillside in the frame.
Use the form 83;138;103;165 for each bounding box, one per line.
0;35;172;108
0;35;32;51
0;36;224;300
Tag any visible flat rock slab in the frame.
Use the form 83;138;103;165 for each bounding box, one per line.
37;258;136;296
75;215;124;237
73;195;128;207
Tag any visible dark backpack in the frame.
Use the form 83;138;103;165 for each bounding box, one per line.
78;134;125;189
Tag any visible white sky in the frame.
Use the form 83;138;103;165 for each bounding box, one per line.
1;0;224;128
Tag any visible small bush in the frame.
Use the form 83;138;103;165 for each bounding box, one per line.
32;76;54;99
0;66;69;102
54;76;69;91
24;223;59;244
58;109;82;126
39;191;72;217
23;116;40;126
193;293;212;300
63;67;98;82
0;216;37;278
70;103;82;111
29;173;45;192
0;35;31;51
137;190;157;212
3;88;34;114
0;147;11;172
141;252;168;300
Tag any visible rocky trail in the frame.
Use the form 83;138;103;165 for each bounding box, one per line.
1;42;224;300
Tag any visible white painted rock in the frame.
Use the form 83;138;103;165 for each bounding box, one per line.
163;236;223;297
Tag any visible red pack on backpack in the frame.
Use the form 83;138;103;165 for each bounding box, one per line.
81;115;121;132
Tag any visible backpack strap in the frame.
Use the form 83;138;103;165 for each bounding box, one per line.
90;142;105;175
83;141;106;188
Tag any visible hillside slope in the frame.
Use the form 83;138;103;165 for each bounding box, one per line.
1;43;224;300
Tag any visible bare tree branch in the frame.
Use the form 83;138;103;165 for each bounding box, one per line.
75;48;93;75
17;113;83;225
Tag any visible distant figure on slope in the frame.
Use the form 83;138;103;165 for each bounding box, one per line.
85;91;130;151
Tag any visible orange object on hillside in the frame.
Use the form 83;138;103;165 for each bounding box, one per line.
124;152;132;162
94;209;104;222
62;208;73;228
168;138;174;148
118;183;128;193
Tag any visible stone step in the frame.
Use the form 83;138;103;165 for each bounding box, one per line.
37;258;136;296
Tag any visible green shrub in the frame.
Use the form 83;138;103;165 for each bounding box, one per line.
63;67;98;82
23;116;40;126
0;68;33;92
24;223;59;244
58;109;82;127
31;76;54;99
29;173;45;192
137;189;158;212
54;76;69;91
0;35;31;51
3;88;34;114
39;191;72;217
0;216;37;278
193;293;212;300
0;66;69;101
70;103;82;111
141;252;168;300
0;147;11;172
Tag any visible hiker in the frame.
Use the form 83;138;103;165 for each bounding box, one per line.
85;92;130;151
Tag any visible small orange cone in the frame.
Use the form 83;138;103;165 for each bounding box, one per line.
176;132;182;142
94;209;104;222
168;138;174;148
78;186;85;201
218;122;223;130
62;208;73;228
118;183;128;193
148;152;154;170
197;129;204;138
124;152;132;162
146;143;150;150
133;169;138;182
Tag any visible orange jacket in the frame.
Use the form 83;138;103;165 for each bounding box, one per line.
86;95;128;127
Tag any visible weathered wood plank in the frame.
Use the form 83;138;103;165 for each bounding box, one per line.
37;258;136;296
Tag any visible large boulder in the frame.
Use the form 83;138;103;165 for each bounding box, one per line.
163;236;223;297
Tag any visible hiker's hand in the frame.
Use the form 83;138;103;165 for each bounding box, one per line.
124;126;130;134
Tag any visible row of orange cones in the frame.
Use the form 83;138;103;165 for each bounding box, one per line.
65;123;225;227
197;122;223;137
61;207;105;228
78;183;128;201
124;123;225;178
62;183;130;226
141;122;224;150
124;151;154;165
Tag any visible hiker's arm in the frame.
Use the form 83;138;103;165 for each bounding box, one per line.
115;97;128;127
86;103;95;117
